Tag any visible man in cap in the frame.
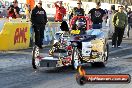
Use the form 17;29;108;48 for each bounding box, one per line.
54;1;66;22
31;0;47;49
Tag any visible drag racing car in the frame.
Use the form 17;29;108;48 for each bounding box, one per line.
32;16;109;70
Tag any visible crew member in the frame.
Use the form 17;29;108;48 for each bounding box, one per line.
112;6;128;48
127;7;132;38
88;2;106;29
31;0;47;49
70;0;85;18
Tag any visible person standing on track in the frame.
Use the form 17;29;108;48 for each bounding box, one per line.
31;0;47;49
112;6;128;48
127;7;132;38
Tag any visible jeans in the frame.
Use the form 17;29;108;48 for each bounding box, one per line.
127;23;132;37
92;23;102;29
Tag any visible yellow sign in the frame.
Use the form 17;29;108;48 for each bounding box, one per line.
0;21;30;50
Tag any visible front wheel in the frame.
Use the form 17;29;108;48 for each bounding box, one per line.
71;47;80;70
32;45;40;69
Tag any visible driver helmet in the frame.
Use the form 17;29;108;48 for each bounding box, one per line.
75;18;85;29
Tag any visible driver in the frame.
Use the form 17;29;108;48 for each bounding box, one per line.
76;19;86;30
69;0;85;20
71;18;86;34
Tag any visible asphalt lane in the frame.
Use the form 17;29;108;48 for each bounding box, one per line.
0;38;132;88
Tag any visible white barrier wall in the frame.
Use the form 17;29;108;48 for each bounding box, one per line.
0;19;7;32
44;22;61;42
0;19;31;50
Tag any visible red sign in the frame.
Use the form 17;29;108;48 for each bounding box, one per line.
14;27;27;45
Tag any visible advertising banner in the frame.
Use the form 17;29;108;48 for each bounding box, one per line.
0;21;30;50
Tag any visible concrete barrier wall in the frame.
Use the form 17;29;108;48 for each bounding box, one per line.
0;19;31;50
44;22;61;43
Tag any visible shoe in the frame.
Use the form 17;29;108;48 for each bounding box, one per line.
117;45;122;48
112;45;116;48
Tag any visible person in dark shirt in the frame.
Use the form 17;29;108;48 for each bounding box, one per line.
88;2;106;29
69;1;85;20
31;0;47;49
7;0;20;18
127;8;132;38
